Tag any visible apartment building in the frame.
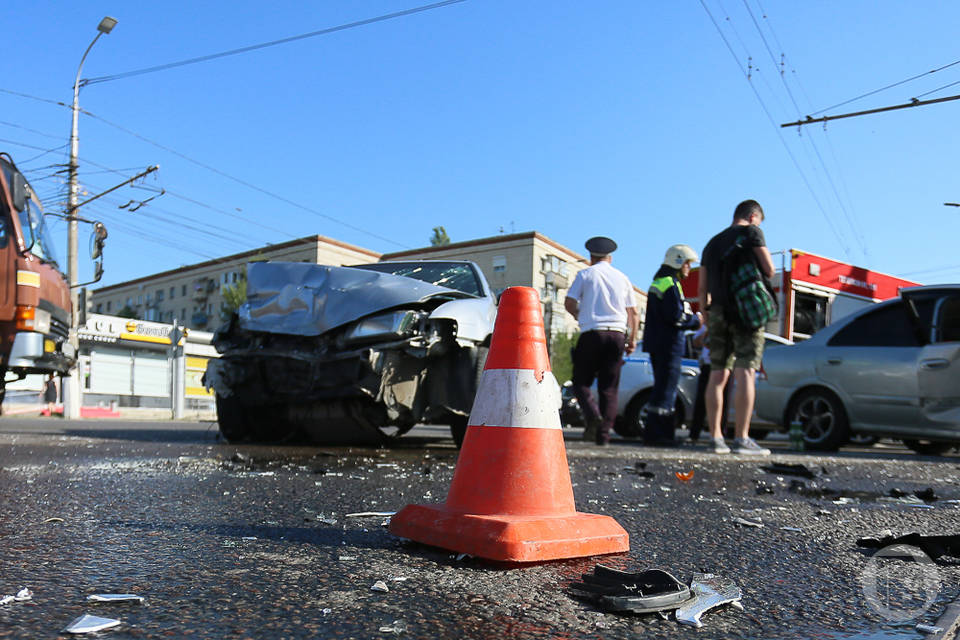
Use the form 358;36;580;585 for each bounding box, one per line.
90;235;381;331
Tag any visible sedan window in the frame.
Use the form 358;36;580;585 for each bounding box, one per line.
935;296;960;343
828;302;920;347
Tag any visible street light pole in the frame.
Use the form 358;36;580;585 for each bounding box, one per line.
64;16;117;419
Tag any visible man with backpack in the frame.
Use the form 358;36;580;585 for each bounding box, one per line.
697;199;776;455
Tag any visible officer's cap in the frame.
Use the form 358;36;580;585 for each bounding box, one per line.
585;236;617;257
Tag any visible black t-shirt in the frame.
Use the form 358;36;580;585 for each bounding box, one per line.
701;224;766;311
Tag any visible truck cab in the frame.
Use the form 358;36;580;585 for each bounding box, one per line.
0;153;75;406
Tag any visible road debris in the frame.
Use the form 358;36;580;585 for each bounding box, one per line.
760;463;821;479
63;614;121;634
86;594;144;603
781;527;803;533
916;623;943;635
675;471;694;483
379;620;408;634
732;517;764;528
675;573;744;628
625;462;655;479
569;566;691;613
371;581;390;593
856;532;960;560
1;588;33;604
569;566;744;627
43;517;65;524
345;511;396;518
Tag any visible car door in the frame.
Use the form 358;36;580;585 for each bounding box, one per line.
816;301;922;429
915;293;960;425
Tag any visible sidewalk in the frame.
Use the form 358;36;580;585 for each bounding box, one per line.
1;402;216;421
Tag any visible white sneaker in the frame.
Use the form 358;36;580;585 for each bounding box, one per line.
711;437;730;454
732;437;771;456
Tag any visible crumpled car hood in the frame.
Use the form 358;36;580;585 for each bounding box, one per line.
237;262;472;337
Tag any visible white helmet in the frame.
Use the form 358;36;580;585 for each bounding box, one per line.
663;244;698;268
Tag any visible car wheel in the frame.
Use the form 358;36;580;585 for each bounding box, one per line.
786;388;849;451
617;391;650;439
450;414;468;448
902;439;954;456
216;395;256;443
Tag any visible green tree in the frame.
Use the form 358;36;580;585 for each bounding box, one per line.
116;304;139;319
549;331;579;384
429;226;451;246
221;278;247;318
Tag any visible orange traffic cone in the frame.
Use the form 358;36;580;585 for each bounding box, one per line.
389;286;629;562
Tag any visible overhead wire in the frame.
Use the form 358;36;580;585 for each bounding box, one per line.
742;0;868;260
82;0;468;86
2;86;410;249
808;57;960;117
699;0;851;258
78;107;411;248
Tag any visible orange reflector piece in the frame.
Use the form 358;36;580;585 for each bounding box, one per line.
389;286;629;562
675;471;695;483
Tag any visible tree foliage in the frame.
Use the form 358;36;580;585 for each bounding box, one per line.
549;331;579;384
429;226;451;246
116;304;139;319
221;278;247;317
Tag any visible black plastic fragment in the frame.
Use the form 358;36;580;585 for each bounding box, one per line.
569;566;692;613
856;532;960;560
760;463;819;479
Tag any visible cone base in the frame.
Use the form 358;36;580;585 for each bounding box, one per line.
389;504;629;563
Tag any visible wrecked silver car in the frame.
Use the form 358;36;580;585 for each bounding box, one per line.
205;260;497;446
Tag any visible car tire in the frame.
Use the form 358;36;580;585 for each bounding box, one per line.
617;390;683;439
902;439;954;456
450;414;468;448
216;395;257;443
617;391;650;439
785;388;849;452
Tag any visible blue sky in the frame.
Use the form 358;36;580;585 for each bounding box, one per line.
3;1;959;289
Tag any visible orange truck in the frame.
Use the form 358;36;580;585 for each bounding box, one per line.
0;153;75;409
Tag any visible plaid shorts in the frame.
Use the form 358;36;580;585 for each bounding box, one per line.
708;311;764;370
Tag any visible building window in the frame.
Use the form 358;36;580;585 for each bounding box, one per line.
232;272;238;283
156;289;164;302
181;285;187;297
181;308;186;320
106;301;112;312
95;304;102;313
170;286;175;299
492;256;506;273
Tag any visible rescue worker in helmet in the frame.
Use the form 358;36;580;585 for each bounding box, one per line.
641;244;703;445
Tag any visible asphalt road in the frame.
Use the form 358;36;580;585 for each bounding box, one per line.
1;418;958;639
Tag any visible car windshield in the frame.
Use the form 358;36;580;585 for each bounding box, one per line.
353;262;482;297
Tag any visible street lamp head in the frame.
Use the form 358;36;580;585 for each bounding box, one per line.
97;16;118;34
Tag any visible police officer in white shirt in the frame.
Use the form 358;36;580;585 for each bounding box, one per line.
564;237;638;445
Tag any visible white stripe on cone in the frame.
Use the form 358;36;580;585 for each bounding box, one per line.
467;368;562;429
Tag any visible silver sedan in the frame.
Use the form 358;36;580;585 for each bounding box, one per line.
755;285;960;454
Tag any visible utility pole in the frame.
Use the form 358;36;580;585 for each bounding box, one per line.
781;93;960;129
64;16;117;419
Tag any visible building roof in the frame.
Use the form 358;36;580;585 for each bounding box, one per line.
380;231;587;263
94;235;382;293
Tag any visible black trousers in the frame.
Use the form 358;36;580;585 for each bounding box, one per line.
571;330;625;443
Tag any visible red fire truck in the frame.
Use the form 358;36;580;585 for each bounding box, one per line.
0;153;75;409
682;249;922;341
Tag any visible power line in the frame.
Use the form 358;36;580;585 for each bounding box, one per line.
78;107;411;248
808;57;960;117
82;0;468;86
699;0;851;258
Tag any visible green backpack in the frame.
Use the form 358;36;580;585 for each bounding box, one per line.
728;260;777;329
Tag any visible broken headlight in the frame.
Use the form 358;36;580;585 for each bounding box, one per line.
343;310;421;345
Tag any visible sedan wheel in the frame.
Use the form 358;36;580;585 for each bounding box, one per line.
786;389;849;451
